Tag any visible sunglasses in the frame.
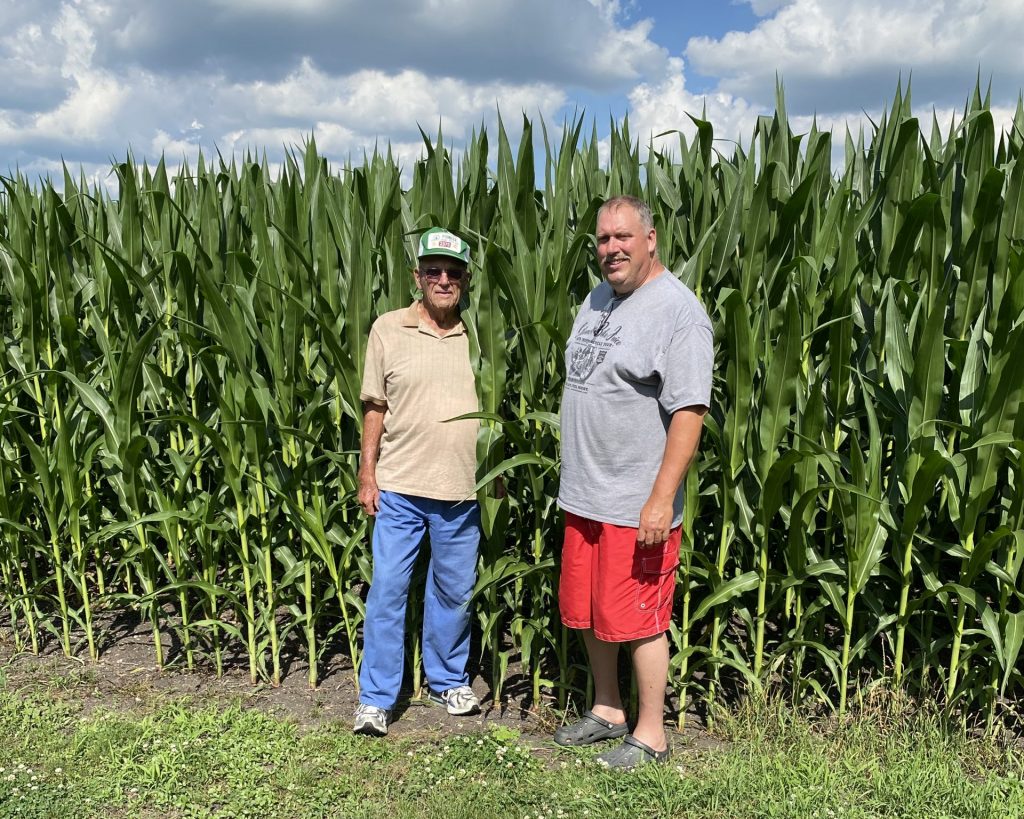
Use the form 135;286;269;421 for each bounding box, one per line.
418;265;467;281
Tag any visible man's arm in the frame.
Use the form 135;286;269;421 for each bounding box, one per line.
637;406;707;547
358;400;387;515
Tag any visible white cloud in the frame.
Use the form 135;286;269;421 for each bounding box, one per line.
150;130;203;165
2;21;50;75
33;3;126;141
0;0;657;176
0;19;68;111
587;0;631;23
0;111;19;145
52;2;97;79
619;45;1020;171
33;73;126;142
235;59;566;136
0;3;127;146
626;57;759;154
588;15;665;85
78;0;667;90
689;0;1024;114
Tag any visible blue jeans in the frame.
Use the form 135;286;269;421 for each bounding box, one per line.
358;491;481;709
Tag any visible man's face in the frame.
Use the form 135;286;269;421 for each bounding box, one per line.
415;254;469;313
595;204;657;295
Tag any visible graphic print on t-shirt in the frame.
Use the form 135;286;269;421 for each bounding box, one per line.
565;298;623;393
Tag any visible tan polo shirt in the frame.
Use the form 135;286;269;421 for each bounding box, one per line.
360;302;479;501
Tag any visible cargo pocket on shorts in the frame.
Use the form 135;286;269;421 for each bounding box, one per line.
634;546;680;614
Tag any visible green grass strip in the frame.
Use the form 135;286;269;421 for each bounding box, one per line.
1;683;1021;819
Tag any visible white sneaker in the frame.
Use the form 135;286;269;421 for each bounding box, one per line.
429;685;481;716
353;703;390;736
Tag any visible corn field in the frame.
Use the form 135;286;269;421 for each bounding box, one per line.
1;85;1023;722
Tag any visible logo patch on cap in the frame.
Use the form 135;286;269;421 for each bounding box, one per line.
425;232;464;253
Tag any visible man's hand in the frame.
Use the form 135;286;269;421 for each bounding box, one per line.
358;474;380;516
637;407;706;548
359;400;386;516
637;494;673;547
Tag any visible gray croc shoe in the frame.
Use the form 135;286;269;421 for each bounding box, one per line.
554;710;629;747
594;735;671;770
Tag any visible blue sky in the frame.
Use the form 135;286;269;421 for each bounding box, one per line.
637;1;760;86
1;0;1021;185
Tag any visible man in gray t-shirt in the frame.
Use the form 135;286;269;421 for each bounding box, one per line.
554;196;712;770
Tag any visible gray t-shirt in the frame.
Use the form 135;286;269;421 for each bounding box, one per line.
558;271;713;527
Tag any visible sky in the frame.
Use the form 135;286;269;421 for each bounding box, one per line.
1;0;1023;187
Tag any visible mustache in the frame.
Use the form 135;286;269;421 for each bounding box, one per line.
602;254;629;264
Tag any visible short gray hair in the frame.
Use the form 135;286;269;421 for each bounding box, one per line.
597;195;654;232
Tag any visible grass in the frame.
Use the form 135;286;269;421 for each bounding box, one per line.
0;672;1021;818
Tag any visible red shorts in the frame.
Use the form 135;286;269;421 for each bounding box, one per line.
558;511;681;642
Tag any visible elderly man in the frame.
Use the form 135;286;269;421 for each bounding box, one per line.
555;196;712;768
354;228;482;736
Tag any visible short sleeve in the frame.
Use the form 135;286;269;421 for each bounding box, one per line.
658;321;713;414
359;324;387;404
